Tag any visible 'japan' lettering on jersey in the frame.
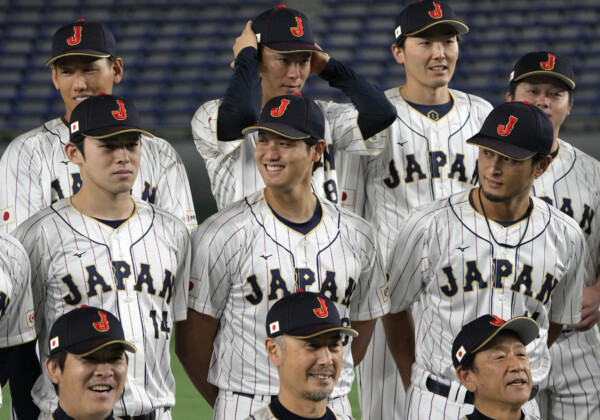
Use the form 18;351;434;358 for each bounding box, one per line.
188;191;388;399
0;118;197;232
13;198;191;417
192;99;386;211
387;191;587;385
364;88;493;257
0;232;36;408
533;140;600;279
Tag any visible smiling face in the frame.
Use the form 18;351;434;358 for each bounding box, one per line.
269;332;343;406
46;344;128;420
258;48;311;105
51;55;124;121
392;25;459;92
457;332;533;415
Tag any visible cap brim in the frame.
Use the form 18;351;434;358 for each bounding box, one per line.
403;21;469;38
262;43;325;54
512;71;575;90
67;338;137;356
81;127;154;140
286;325;359;339
467;135;536;161
45;50;112;66
472;317;540;354
242;122;312;141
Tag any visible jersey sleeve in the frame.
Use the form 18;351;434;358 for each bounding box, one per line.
548;226;588;325
348;225;389;321
149;136;198;229
0;133;44;233
188;210;242;318
386;207;432;313
0;235;36;348
172;221;192;322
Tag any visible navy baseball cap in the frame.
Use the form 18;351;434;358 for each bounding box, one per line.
46;19;117;66
452;314;539;368
266;292;358;339
467;101;554;161
49;307;136;356
510;51;575;90
394;1;469;40
69;93;153;143
242;93;325;144
252;5;323;53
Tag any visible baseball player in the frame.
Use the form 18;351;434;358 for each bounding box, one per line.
0;232;39;419
45;307;136;420
247;292;356;420
192;5;395;211
506;51;600;419
176;94;388;420
382;101;589;419
13;94;191;420
453;315;541;420
352;2;493;419
0;19;197;234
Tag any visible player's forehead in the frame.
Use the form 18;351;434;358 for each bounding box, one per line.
516;75;570;92
53;55;110;69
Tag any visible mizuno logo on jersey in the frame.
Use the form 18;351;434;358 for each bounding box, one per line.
260;254;272;260
439;259;558;305
74;251;87;258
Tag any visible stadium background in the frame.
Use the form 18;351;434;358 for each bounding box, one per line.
0;0;599;418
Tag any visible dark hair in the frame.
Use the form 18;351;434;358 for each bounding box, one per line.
531;153;551;166
47;350;68;394
459;354;478;373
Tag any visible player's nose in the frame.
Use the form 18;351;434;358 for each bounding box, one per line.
72;71;87;91
431;41;446;58
287;62;301;79
115;146;131;163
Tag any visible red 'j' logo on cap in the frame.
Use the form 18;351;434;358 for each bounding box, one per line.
540;53;556;70
497;116;518;136
93;311;110;332
67;26;82;46
271;99;290;117
313;297;329;318
489;314;505;326
290;17;304;37
112;100;127;120
428;2;443;19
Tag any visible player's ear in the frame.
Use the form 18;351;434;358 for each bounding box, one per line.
45;357;62;387
265;338;283;367
65;141;84;165
51;65;60;90
456;366;477;393
311;139;326;162
391;44;405;65
534;154;552;177
112;57;124;84
506;92;513;102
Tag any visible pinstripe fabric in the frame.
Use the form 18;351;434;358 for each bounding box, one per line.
12;198;191;418
188;191;388;420
0;118;197;233
0;232;36;409
353;88;492;420
192;99;386;211
387;191;588;419
246;401;353;419
532;140;600;419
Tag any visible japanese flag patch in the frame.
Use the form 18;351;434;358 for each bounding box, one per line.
50;336;60;351
455;345;466;362
269;321;280;335
70;121;79;134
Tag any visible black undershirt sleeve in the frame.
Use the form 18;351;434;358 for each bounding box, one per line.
0;340;41;419
216;47;262;141
319;58;396;139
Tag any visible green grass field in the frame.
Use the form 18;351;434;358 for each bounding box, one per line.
0;343;361;419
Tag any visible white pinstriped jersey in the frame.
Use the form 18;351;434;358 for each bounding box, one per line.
188;190;388;400
532;139;600;419
364;88;493;258
247;405;353;420
192;99;386;211
351;88;491;420
387;191;587;385
0;232;36;408
12;198;191;417
0;118;197;233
